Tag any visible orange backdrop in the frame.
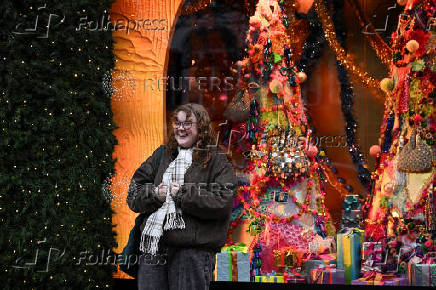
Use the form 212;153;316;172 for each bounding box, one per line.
110;0;183;278
109;0;388;279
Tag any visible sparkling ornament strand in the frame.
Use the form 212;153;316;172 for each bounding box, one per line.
313;0;381;90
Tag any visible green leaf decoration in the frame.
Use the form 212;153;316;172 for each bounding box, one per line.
411;59;425;71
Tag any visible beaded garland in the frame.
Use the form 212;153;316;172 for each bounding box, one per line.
296;1;372;191
313;0;382;90
364;0;436;241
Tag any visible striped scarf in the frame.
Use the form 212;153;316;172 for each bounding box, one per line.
139;147;192;255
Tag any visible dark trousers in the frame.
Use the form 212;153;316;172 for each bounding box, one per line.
137;247;216;290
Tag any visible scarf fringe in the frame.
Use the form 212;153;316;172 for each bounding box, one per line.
164;212;186;230
140;147;191;254
140;233;160;255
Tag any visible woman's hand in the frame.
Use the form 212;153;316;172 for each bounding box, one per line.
170;182;180;197
156;183;168;202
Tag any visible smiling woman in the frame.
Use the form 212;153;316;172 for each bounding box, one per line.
126;103;237;290
172;111;199;148
167;104;217;166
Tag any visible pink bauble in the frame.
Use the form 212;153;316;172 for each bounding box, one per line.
406;40;419;53
306;144;318;158
369;145;381;158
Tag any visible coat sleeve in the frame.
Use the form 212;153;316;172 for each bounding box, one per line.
176;153;237;220
126;145;165;213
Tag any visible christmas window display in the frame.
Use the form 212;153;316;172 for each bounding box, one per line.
163;0;435;286
206;0;436;286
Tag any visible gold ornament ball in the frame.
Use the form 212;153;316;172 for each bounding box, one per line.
380;78;394;93
406;40;419;54
397;0;407;6
296;71;307;83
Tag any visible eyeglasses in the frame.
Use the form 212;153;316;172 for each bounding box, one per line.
172;121;196;129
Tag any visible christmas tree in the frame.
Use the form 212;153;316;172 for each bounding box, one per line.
224;0;335;273
364;0;435;249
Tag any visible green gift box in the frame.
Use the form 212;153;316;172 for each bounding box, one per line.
215;243;250;282
254;274;285;283
336;228;364;284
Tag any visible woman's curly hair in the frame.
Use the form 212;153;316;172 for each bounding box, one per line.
167;103;216;168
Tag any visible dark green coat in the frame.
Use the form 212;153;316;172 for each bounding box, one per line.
126;145;237;252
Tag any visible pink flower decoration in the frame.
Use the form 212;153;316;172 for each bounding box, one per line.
425;240;434;249
413;114;423;123
257;31;268;45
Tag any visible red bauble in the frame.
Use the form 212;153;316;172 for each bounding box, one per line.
306;144;318;158
369;145;381;158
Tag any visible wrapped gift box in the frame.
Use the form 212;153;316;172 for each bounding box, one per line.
285;270;307;284
273;246;304;268
215;244;250;282
336;228;364;284
342;195;361;211
341;210;362;227
340;195;362;228
408;263;436;286
286;277;307;284
319;253;337;265
351;272;408;286
303;260;325;278
254;274;285;283
310;265;345;284
303;253;337;278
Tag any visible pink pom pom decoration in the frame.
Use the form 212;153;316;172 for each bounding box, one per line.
369;145;381;158
306;144;318;158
